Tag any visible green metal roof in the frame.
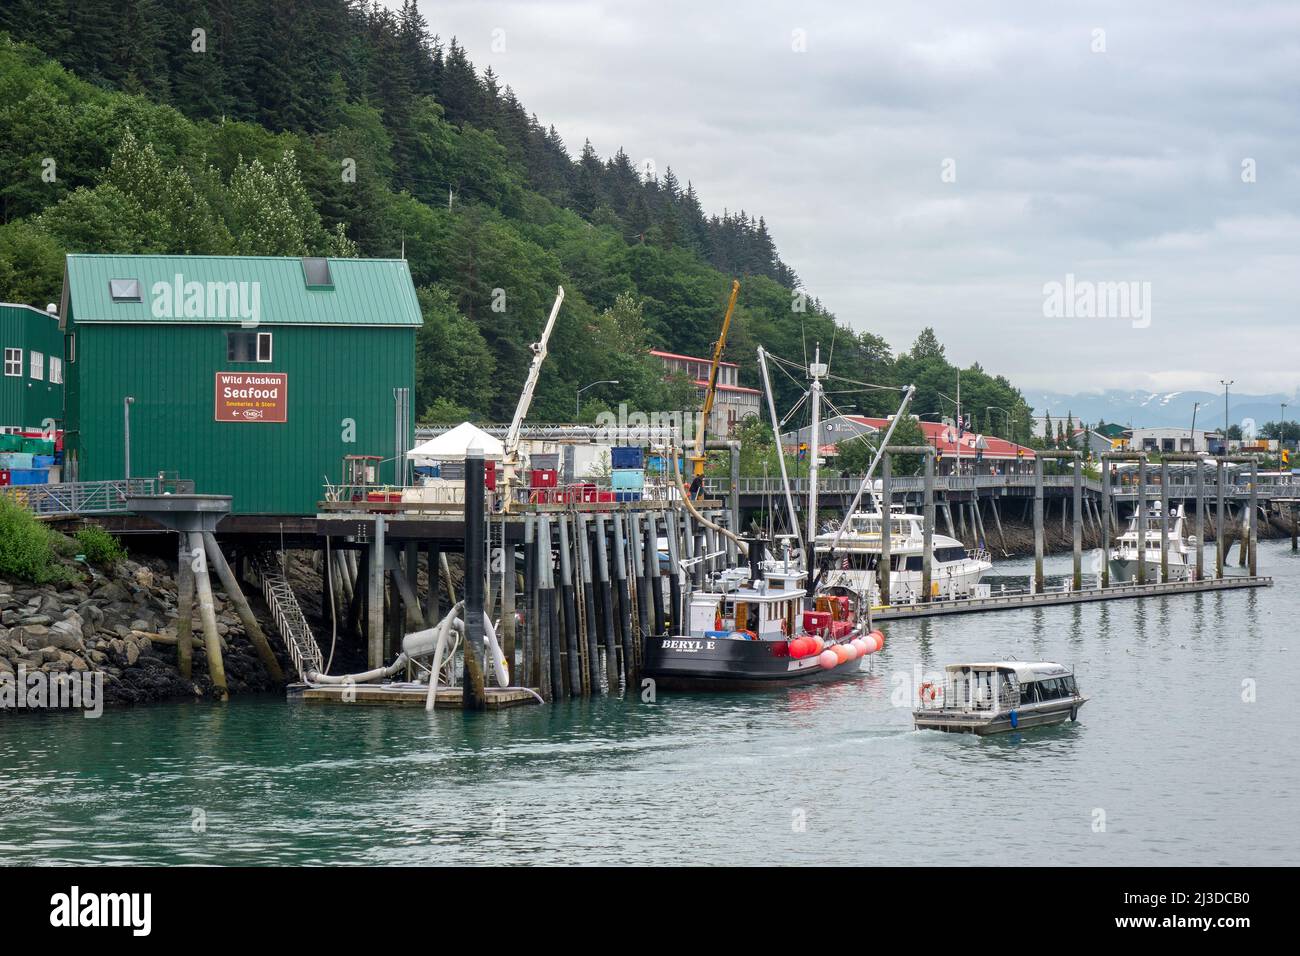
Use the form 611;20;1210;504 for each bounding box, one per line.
61;254;422;327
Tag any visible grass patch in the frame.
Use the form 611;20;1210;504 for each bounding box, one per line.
0;495;77;584
75;524;126;568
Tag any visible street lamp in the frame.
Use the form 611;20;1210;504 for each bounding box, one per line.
1220;379;1234;446
576;379;619;418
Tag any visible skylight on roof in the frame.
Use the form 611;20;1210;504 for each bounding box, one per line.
302;257;333;288
109;278;142;302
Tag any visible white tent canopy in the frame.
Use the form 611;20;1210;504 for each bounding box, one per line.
407;422;504;461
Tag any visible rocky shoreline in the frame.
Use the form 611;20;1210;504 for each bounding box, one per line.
1;555;289;711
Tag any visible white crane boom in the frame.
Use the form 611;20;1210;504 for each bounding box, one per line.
502;286;565;502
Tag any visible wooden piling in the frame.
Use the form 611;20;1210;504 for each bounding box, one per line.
175;532;194;680
612;512;636;687
1249;460;1258;575
1136;458;1148;585
577;512;600;695
1033;455;1044;593
1159;461;1170;584
922;452;935;602
645;512;666;635
1072;457;1083;591
665;508;683;632
535;514;554;700
461;452;487;710
367;516;386;669
557;514;581;697
594;513;619;689
500;541;517;682
1216;460;1226;578
629;512;651;657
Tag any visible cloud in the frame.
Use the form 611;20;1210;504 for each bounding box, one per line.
408;0;1300;395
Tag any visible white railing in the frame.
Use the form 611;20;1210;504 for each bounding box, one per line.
249;553;323;683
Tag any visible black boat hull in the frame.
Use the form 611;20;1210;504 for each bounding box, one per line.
642;635;864;691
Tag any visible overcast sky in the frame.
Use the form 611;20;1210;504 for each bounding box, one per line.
406;1;1299;397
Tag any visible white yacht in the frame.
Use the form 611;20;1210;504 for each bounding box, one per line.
1108;502;1196;583
814;506;992;605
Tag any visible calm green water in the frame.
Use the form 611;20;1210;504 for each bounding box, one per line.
3;541;1296;866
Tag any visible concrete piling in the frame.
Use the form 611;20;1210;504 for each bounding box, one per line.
202;531;284;682
188;530;228;700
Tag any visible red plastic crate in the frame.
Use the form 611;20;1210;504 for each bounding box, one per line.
530;468;557;488
596;491;615;503
803;611;832;633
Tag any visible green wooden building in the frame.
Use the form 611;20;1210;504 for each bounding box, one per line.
1;302;65;433
59;254;422;514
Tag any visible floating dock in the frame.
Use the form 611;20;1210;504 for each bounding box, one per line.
874;574;1272;621
289;683;541;709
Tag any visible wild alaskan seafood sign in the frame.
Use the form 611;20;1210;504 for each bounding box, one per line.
214;372;287;422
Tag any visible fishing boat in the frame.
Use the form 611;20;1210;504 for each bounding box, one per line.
642;541;883;690
815;505;992;604
1108;502;1196;582
913;660;1087;735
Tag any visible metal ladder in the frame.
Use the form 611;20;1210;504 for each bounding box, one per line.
250;552;324;682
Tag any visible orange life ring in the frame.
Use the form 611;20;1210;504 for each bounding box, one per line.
918;681;941;702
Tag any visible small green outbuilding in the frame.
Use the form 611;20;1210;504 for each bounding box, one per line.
1;302;65;433
59;254;422;515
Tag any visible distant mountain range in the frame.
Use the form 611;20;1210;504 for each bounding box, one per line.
1027;388;1299;433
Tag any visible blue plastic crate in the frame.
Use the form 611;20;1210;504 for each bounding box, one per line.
8;468;50;486
610;446;644;469
610;468;645;491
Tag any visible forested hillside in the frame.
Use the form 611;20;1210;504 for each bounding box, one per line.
0;1;1033;441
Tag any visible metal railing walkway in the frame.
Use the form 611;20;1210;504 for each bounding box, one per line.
0;478;193;517
249;552;323;682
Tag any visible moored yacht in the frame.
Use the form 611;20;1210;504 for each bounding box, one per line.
814;506;992;604
1108;502;1196;582
913;660;1087;735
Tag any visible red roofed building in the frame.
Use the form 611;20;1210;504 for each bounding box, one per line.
851;416;1036;476
649;348;760;437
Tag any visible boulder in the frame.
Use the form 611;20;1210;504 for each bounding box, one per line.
15;624;84;653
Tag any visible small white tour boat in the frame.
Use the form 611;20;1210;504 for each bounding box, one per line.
913;660;1087;735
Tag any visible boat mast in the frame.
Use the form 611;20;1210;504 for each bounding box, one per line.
824;385;916;556
757;345;803;555
806;344;827;573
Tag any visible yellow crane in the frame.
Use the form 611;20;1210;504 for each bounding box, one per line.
688;279;741;479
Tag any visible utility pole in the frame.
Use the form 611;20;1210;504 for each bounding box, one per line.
1190;401;1201;450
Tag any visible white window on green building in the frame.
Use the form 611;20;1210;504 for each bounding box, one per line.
49;356;63;384
29;350;43;381
4;347;21;377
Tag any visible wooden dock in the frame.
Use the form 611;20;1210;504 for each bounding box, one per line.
289;682;542;709
873;574;1273;621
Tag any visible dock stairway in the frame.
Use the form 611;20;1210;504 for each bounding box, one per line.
249;552;324;682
